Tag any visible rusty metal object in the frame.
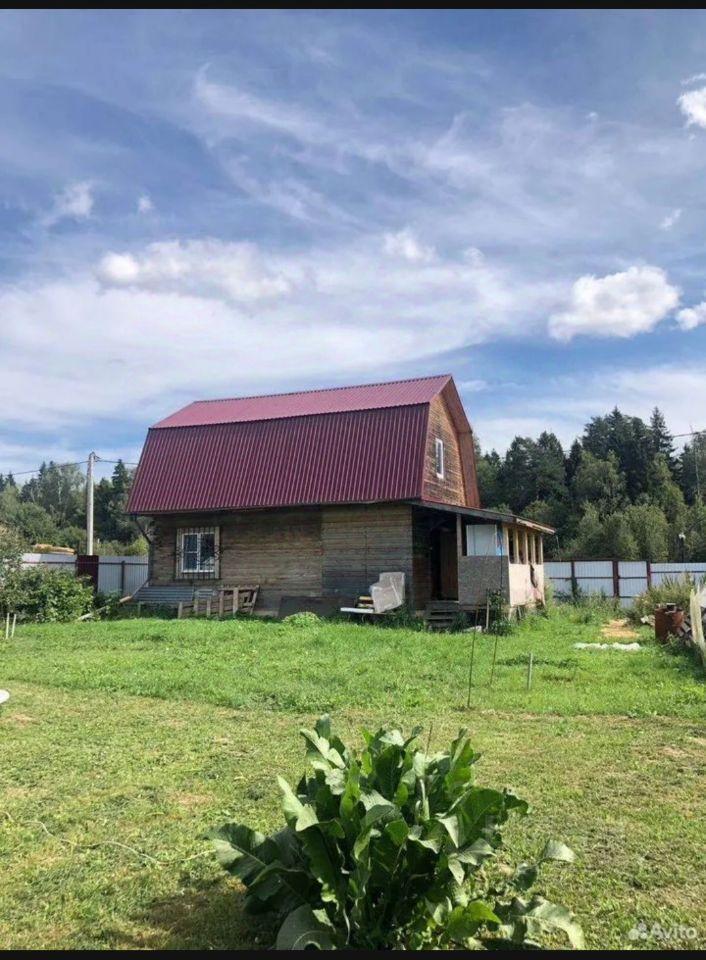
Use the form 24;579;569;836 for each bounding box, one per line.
654;603;685;643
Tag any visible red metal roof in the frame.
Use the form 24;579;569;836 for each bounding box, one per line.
128;405;429;514
153;374;451;428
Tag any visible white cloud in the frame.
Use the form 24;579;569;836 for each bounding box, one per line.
43;181;94;226
678;86;706;128
96;239;294;302
137;194;153;214
383;228;435;263
682;73;706;86
0;233;561;431
660;208;681;230
676;300;706;331
548;265;679;342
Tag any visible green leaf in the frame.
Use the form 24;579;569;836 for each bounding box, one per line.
524;898;585;949
541;839;576;863
385;817;409;847
209;823;268;882
438;814;460;848
278;776;319;832
275;904;337;950
455;838;494;866
314;714;332;740
447;901;501;942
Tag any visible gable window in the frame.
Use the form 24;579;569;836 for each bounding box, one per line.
434;438;445;479
177;527;219;578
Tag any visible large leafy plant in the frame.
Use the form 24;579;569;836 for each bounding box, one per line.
211;717;583;950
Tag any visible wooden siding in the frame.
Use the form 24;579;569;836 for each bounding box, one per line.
149;503;418;613
321;503;414;604
422;394;466;505
150;509;322;613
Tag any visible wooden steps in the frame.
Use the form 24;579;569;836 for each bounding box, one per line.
425;600;461;630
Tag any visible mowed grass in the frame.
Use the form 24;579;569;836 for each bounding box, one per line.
1;607;705;950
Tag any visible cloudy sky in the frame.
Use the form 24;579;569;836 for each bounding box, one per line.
3;9;706;478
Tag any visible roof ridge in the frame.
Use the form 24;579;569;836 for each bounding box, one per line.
187;373;451;407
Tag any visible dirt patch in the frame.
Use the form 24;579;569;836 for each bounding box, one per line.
601;619;639;640
6;713;39;726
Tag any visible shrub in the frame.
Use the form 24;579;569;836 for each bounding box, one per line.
0;567;94;622
629;575;704;624
211;717;583;950
283;611;322;627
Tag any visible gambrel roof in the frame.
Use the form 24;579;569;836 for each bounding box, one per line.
127;374;478;514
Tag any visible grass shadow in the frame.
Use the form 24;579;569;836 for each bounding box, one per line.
112;878;273;950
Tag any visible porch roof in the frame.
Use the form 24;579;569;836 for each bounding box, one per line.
407;499;555;535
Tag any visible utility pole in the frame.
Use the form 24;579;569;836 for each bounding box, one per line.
86;451;96;555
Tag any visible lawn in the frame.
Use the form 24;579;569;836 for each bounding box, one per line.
1;606;705;950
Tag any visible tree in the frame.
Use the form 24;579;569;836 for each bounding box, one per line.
624;503;670;561
679;435;706;505
572;450;626;513
476;450;503;508
93;460;137;544
649;407;676;472
20;461;84;529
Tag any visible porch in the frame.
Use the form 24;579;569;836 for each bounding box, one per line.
409;500;553;614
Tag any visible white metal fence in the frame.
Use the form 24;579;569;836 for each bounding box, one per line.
21;553;148;596
545;560;706;607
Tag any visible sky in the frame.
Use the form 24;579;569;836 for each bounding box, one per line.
3;9;706;479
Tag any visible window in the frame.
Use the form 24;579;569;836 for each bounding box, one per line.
434;438;445;479
177;527;218;577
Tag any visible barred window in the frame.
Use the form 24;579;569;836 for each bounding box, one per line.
176;527;219;578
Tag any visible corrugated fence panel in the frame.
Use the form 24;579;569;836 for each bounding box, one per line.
544;559;706;606
619;578;649;597
577;577;615;596
573;560;613;577
124;562;148;595
97;559;148;595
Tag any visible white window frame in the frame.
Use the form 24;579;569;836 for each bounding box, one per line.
434;437;445;479
177;527;219;577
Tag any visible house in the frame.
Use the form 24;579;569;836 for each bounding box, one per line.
127;374;552;617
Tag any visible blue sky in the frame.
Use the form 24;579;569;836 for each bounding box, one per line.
3;9;706;478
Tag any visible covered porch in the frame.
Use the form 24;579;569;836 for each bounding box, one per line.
408;500;554;614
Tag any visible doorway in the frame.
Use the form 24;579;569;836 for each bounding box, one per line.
430;522;458;600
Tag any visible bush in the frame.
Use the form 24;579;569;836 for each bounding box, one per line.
0;567;94;622
629;575;705;624
211;716;583;950
282;611;322;627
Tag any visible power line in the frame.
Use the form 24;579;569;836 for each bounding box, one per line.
0;456;138;479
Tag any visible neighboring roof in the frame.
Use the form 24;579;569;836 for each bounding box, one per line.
153;374;452;428
410;499;555;534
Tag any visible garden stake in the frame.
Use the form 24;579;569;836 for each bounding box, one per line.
466;631;476;707
11;613;16;638
527;651;534;691
4;612;9;641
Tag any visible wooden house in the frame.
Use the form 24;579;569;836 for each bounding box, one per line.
127;375;552;618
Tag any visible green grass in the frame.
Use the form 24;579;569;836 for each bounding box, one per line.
1;607;705;949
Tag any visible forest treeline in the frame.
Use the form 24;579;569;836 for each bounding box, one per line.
0;460;145;554
477;407;706;560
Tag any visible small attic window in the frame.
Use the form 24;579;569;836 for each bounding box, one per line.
434;438;445;479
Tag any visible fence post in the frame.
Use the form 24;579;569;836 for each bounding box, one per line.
120;560;126;595
612;559;620;602
646;560;652;589
570;559;577;599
